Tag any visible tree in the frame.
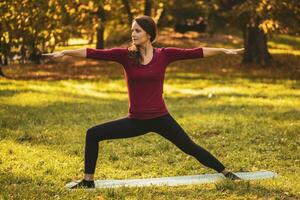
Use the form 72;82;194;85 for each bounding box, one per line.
95;3;106;49
75;0;117;49
219;0;300;65
0;0;79;65
122;0;133;26
144;0;152;16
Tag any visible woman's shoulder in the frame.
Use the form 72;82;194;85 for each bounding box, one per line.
156;46;182;52
156;47;181;55
155;46;170;53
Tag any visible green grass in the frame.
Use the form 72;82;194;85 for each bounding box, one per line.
1;74;299;199
1;33;300;199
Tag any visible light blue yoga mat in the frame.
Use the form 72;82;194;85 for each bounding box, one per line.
65;171;277;189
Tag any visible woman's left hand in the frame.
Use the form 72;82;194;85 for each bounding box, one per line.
223;48;244;55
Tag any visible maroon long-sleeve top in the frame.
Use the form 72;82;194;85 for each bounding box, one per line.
86;47;203;119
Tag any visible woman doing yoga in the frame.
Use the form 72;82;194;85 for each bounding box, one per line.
43;15;243;189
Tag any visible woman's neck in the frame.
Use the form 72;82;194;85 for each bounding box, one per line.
138;42;153;57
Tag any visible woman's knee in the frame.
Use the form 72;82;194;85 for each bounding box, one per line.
180;141;203;156
86;127;101;142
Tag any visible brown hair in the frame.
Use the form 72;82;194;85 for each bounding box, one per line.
128;15;157;65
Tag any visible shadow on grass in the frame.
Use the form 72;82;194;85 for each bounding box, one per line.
269;34;300;51
0;171;298;199
215;180;299;199
1;52;299;81
0;88;127;99
0;171;102;199
166;72;300;85
169;92;300;101
0;171;67;198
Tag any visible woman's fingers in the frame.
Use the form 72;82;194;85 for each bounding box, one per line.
224;48;244;55
42;52;64;58
41;53;54;57
41;53;57;58
235;48;245;54
224;49;237;54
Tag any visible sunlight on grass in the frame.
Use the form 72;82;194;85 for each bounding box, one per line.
268;34;300;55
270;34;300;49
0;139;82;182
0;72;300;199
0;79;128;106
68;38;90;45
269;48;300;56
1;74;300;199
1;33;300;199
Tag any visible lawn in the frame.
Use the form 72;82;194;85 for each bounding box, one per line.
0;31;299;199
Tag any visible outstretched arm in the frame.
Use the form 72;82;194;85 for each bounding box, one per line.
42;48;86;58
202;47;244;57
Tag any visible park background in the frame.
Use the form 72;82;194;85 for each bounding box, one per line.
0;0;299;199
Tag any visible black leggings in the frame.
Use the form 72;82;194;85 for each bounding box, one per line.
84;113;226;174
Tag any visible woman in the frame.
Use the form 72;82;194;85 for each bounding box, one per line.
44;15;243;189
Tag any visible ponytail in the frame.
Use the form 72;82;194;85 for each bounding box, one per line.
128;44;142;65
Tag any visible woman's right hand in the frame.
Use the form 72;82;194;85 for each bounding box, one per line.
42;51;65;58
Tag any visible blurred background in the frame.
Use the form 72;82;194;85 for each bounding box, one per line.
1;1;300;199
0;0;299;70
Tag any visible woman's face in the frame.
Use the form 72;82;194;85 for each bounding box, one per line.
131;21;150;46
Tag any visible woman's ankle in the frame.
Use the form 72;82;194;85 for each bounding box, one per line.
84;173;94;181
221;168;230;175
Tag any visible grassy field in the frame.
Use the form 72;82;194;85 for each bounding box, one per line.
0;31;300;199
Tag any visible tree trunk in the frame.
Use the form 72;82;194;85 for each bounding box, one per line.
88;33;94;44
96;4;106;49
29;40;41;64
3;56;8;65
122;0;133;25
96;28;104;49
144;0;152;16
156;6;166;27
0;49;6;77
1;39;10;66
0;66;5;77
20;44;27;64
242;20;271;66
